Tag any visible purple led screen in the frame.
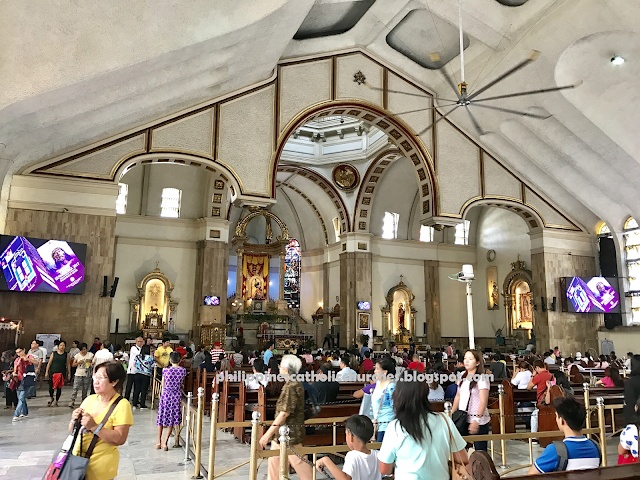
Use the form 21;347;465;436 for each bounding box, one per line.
565;276;620;313
0;235;87;294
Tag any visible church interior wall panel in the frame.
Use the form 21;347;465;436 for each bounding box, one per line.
596;328;640;356
194;240;229;328
119;165;143;215
472;207;532;338
111;240;197;334
143;164;209;220
328;261;340;313
423;260;441;345
1;208;116;344
217;84;275;197
436;121;481;215
300;263;323;323
371;257;426;340
525;187;576;229
386;72;433;158
438;264;471;338
278;59;332;135
150;108;215;158
39;133;147;178
335;53;383;107
483;155;522;201
115;215;201;243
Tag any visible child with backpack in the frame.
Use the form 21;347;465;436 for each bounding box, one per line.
528;396;600;474
315;415;381;480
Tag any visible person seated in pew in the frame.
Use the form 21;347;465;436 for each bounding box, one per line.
425;367;444;402
300;349;313;365
595;354;609;369
544;371;574;405
401;352;410;369
543;351;556;366
596;366;624;388
407;354;424;373
528;396;601;474
330;352;341;368
313;363;339;404
199;351;215;373
624;352;633;371
245;359;269;391
337;355;358;382
489;353;509;380
618;396;640;464
192;345;206;369
528;360;553;443
362;351;374;371
511;361;533;389
565;356;585;372
316;415;382;480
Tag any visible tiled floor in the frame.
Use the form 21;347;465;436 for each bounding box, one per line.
0;387;623;479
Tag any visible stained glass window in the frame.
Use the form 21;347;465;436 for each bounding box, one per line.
284;238;301;309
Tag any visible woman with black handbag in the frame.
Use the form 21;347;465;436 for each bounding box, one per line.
67;361;133;480
451;350;491;451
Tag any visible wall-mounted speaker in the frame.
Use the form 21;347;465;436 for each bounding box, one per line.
424;322;427;335
541;297;547;312
115;318;119;334
100;276;108;297
604;313;622;330
550;297;557;312
109;277;119;297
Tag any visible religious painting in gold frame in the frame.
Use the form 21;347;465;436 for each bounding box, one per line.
487;266;499;310
358;312;370;329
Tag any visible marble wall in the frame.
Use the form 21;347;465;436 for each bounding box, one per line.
2;208;116;345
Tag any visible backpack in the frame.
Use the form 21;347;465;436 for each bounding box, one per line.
553;439;601;471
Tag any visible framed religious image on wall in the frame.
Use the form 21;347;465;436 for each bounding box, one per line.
358;312;370;330
487;266;499;310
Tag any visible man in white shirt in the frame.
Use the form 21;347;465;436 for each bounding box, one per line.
38;341;47;362
544;352;556;366
624;352;633;370
336;355;357;382
125;337;144;401
91;341;114;394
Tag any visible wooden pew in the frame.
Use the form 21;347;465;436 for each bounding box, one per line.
232;382;266;442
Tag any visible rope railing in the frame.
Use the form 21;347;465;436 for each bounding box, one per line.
173;378;621;479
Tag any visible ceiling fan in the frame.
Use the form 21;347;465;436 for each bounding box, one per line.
366;0;582;136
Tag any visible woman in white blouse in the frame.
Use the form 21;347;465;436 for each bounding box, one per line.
511;362;533;389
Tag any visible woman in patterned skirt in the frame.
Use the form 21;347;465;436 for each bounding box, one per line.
156;351;187;450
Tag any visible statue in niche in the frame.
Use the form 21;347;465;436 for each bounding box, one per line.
250;276;265;300
398;303;405;329
491;282;499;309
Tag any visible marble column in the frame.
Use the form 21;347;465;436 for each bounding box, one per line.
423;260;441;346
194;240;229;336
339;251;372;348
235;249;244;312
279;252;285;302
530;230;599;354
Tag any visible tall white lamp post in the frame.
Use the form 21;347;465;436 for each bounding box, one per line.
450;264;476;350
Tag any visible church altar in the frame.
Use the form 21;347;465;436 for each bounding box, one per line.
257;333;313;351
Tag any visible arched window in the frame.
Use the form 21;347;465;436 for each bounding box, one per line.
624;217;640;324
596;222;611;235
284;239;301;309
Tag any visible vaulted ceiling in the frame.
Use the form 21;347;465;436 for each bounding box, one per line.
1;0;639;234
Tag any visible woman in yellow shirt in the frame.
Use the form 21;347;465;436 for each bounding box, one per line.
69;361;133;480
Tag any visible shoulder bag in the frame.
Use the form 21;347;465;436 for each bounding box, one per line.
452;381;469;434
43;396;123;480
441;412;472;480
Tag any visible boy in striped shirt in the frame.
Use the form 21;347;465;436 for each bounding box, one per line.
528;397;600;474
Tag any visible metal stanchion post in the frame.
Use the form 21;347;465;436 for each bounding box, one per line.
182;392;193;464
597;397;607;467
279;426;290;480
444;401;452;417
248;411;261;480
332;422;337;446
583;383;591;439
193;387;204;479
498;384;507;467
207;393;220;480
312;453;317;480
151;366;157;408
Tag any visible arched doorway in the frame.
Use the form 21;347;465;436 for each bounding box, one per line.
503;260;534;341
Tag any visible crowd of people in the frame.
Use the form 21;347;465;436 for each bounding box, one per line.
2;336;640;478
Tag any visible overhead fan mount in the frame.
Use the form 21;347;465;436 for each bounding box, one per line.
363;0;581;136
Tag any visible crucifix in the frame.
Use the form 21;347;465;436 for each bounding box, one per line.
399;275;404;284
156;260;160;270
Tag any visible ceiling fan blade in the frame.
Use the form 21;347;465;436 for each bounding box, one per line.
416;106;460;135
467;50;540;101
472;82;582;103
464;105;484;136
472;103;551;119
440;68;463;101
381;103;460;119
364;83;432;100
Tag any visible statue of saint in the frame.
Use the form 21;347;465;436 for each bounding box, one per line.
398;303;405;329
491;282;499;308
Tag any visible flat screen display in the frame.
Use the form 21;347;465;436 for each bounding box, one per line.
204;296;220;306
0;235;87;294
565;276;620;313
357;301;371;310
